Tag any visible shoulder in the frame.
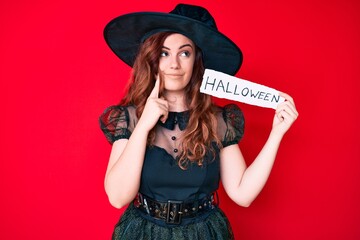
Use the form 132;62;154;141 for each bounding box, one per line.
214;103;245;147
99;105;137;144
214;103;244;122
100;105;137;123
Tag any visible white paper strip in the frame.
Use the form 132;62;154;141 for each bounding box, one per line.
200;69;285;109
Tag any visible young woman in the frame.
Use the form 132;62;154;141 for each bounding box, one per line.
100;4;298;239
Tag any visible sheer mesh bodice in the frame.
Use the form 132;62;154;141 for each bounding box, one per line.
100;104;244;147
99;104;244;201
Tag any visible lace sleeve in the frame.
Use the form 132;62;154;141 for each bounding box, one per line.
99;105;134;144
221;104;245;147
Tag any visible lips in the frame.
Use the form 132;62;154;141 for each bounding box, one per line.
165;74;183;79
166;74;183;77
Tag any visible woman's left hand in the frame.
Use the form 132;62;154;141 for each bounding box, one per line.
272;92;299;136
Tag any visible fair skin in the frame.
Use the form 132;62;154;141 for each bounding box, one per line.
159;33;195;112
104;33;298;209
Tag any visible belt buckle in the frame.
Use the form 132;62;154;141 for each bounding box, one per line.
166;200;183;224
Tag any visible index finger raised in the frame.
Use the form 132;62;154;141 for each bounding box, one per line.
149;78;160;99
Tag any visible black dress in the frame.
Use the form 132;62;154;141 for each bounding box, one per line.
99;104;244;240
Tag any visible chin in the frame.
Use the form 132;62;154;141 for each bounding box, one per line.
164;83;187;92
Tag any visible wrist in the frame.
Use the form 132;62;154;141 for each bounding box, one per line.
134;118;154;134
269;129;285;142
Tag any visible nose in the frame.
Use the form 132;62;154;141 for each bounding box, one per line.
170;55;180;69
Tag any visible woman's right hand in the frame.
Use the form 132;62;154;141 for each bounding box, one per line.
137;78;169;132
105;79;167;208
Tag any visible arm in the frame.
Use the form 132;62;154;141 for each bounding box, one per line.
220;93;298;207
104;79;169;209
104;126;149;209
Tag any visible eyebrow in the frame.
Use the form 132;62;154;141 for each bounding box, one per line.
162;44;194;50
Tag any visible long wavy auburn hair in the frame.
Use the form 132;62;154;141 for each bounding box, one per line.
121;32;222;169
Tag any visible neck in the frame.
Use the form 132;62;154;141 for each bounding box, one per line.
163;91;187;112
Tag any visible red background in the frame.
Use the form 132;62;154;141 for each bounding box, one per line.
1;0;359;239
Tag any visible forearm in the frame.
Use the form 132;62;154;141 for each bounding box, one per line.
236;130;283;206
105;125;149;208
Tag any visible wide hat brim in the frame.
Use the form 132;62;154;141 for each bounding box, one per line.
104;11;242;75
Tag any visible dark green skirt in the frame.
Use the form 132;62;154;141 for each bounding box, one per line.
112;203;234;240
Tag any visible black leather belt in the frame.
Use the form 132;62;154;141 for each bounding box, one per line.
134;192;219;225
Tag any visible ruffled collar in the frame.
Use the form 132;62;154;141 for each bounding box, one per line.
158;110;190;131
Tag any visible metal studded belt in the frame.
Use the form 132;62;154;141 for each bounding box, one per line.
134;192;219;224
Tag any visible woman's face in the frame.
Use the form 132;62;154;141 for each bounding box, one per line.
159;33;195;93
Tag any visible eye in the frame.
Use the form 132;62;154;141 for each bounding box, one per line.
180;51;191;57
160;51;169;57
